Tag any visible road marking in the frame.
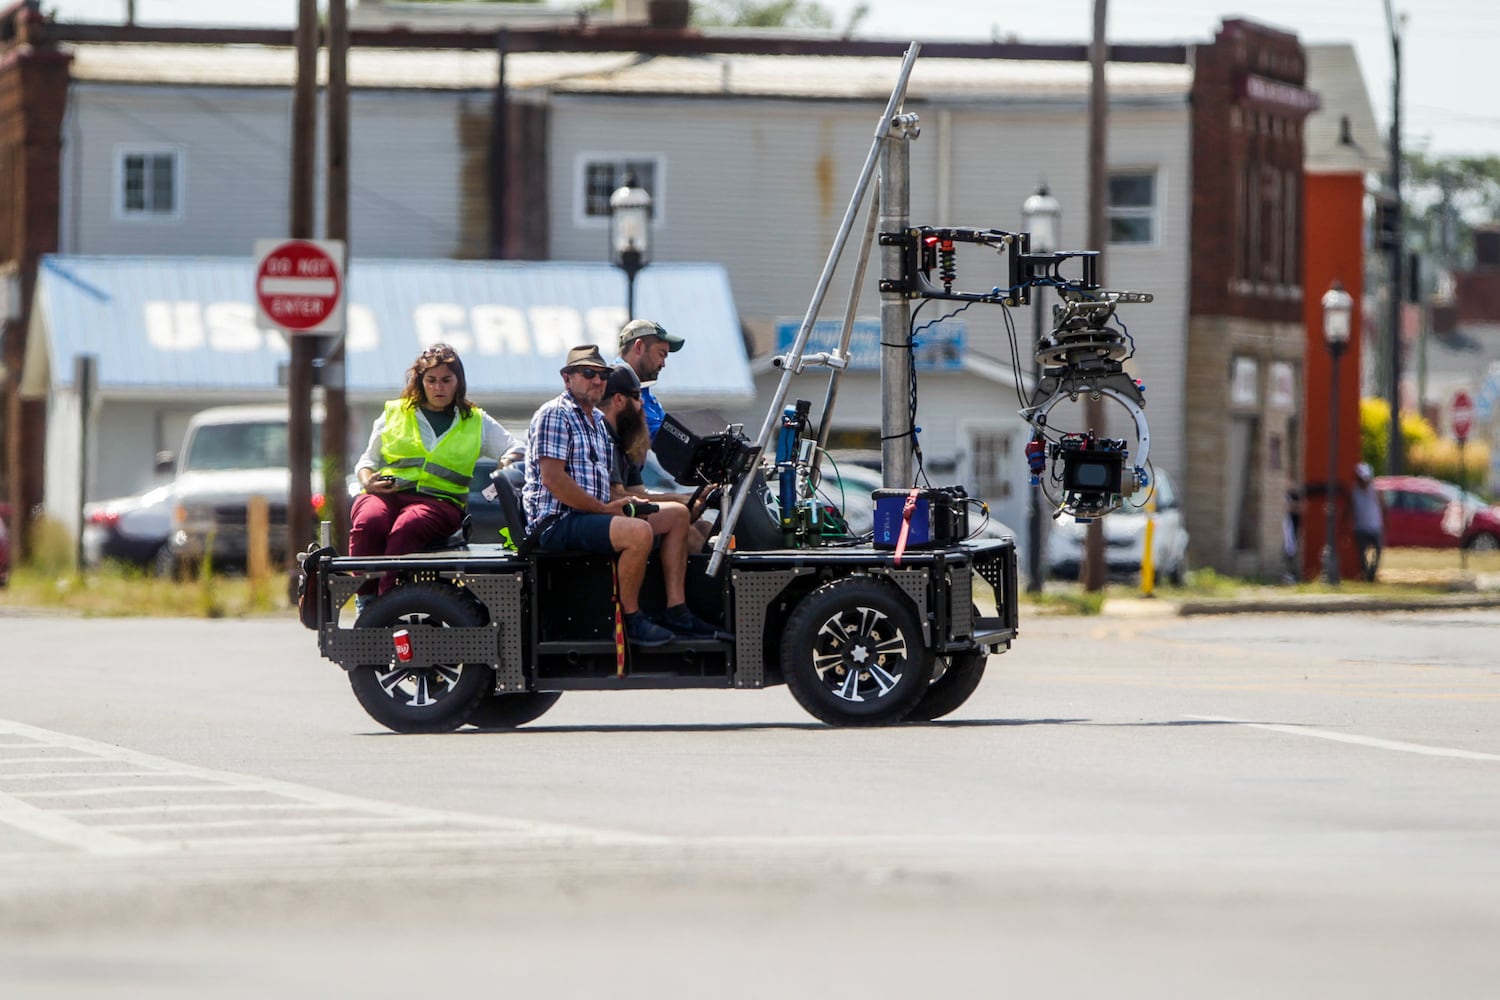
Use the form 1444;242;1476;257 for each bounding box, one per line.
0;789;149;856
0;719;666;856
1187;715;1500;761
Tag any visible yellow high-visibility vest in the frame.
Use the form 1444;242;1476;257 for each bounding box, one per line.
378;402;481;505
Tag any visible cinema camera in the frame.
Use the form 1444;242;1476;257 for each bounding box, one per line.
652;410;756;494
880;225;1153;521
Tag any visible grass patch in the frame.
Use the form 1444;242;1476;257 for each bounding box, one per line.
0;562;288;618
1023;588;1108;615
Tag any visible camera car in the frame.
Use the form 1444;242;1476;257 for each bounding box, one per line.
297;43;1153;733
298;424;1019;733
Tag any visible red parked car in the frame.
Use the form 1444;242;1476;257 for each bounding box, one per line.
1374;475;1500;550
0;501;10;587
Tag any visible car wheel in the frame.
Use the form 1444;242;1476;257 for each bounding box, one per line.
905;650;987;722
348;583;493;734
151;544;177;579
1166;552;1188;587
1466;533;1500;553
780;576;933;726
467;691;562;730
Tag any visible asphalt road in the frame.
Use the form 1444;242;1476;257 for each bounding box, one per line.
2;608;1498;999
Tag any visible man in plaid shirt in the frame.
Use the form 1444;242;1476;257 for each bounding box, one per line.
523;345;722;647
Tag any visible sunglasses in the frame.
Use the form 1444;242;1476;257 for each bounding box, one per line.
569;368;610;381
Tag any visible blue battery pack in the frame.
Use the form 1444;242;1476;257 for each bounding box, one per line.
872;489;935;549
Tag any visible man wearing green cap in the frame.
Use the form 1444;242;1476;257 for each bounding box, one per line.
614;318;683;441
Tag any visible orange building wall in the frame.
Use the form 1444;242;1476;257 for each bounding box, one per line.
1301;171;1367;581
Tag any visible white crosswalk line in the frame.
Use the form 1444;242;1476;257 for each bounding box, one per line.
0;718;664;857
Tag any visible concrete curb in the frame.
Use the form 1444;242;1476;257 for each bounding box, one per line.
1102;592;1500;618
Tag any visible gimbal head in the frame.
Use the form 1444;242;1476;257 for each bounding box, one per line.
880;224;1155;520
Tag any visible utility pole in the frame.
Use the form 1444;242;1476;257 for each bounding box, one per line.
324;0;351;549
287;0;318;571
1080;0;1109;593
1383;0;1405;475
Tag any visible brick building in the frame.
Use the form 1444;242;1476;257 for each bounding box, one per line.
1184;20;1323;579
0;1;69;551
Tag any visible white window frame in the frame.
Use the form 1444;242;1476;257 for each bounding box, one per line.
573;153;665;229
1107;168;1159;248
113;145;185;222
958;419;1018;505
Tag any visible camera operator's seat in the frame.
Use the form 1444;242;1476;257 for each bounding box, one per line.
486;468;536;555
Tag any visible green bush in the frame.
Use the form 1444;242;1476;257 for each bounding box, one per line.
1359;397;1471;484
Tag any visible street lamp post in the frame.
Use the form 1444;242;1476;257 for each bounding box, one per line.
1021;182;1061;594
1321;280;1354;585
608;171;653;321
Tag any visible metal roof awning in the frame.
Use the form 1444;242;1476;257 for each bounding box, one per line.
23;255;752;407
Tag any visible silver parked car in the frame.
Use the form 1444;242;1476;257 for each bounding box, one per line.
82;484;175;573
1045;467;1189;584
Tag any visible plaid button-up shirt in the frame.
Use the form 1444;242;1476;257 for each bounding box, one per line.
523;391;616;532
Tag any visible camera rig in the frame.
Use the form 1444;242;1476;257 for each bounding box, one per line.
879;226;1153;521
706;45;1156;575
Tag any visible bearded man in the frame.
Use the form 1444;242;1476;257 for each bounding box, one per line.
599;364;713;552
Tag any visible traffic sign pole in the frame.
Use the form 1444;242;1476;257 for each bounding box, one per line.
1452;389;1475;571
255;238;345;574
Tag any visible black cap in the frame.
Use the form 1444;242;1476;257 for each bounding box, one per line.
604;363;655;398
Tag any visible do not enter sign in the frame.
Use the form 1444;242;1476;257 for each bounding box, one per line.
254;238;346;333
1452;389;1475;442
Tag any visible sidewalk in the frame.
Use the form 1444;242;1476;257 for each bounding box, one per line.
1098;569;1500;618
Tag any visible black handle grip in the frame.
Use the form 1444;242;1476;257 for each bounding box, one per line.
623;501;659;518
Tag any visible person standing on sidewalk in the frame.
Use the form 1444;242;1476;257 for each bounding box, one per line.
1350;462;1384;582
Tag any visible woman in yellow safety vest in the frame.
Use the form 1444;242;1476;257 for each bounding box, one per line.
351;343;519;597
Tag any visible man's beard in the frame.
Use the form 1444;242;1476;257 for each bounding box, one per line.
615;403;652;468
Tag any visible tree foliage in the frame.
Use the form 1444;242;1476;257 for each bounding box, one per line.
1360;395;1488;492
693;1;842;30
1405;152;1500;267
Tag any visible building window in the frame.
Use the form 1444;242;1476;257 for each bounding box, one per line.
116;148;182;219
1108;170;1157;246
965;427;1013;502
577;155;660;225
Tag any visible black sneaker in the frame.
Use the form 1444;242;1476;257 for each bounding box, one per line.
660;604;729;640
625;611;673;647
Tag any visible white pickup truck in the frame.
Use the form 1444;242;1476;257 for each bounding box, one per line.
164;405;322;574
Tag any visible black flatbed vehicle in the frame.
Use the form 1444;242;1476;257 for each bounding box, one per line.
300;533;1018;732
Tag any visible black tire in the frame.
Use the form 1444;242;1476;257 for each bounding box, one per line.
780;576;933;726
1466;532;1500;553
905;651;987;722
1165;552;1187;587
467;691;563;730
348;583;493;734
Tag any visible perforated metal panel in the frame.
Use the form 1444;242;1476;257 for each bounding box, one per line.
321;571;526;689
949;567;973;639
730;567;811;688
868;566;932;644
459;572;526;691
323;625;498;668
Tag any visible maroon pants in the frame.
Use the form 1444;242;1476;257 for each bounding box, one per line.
349;491;463;594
